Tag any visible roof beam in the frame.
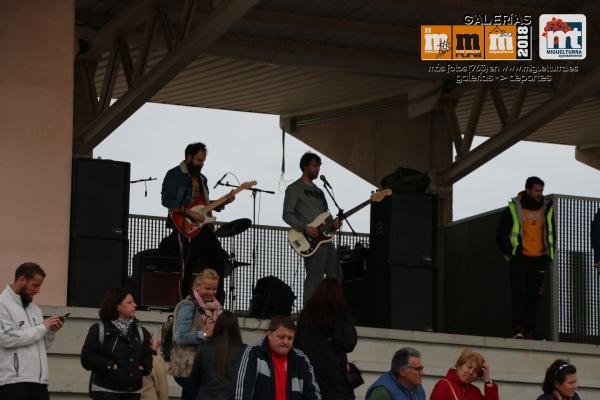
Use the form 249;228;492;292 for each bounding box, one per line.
208;34;424;79
79;0;159;61
437;66;600;185
243;9;417;38
376;0;554;15
76;0;259;154
459;84;486;155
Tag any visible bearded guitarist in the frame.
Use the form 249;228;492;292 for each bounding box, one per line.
161;142;235;301
283;152;342;305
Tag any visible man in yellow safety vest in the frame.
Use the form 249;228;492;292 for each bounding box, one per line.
496;176;555;339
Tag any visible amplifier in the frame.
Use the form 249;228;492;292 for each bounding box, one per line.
131;250;180;309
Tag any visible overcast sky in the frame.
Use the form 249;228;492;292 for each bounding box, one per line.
94;102;600;233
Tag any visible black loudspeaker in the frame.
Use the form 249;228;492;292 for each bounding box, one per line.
68;158;130;307
131;250;180;309
71;158;130;239
364;263;435;331
339;246;368;323
364;193;437;330
68;237;128;307
369;193;436;266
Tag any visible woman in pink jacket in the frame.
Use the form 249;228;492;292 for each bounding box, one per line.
430;349;499;400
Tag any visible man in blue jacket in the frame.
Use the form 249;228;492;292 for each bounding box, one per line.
161;142;234;301
232;315;320;400
366;347;426;400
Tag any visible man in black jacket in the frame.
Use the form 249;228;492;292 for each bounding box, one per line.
232;316;320;400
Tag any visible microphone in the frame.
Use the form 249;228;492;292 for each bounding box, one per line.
320;175;332;189
213;173;227;189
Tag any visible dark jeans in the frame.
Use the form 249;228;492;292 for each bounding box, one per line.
0;383;49;400
174;377;198;400
91;392;141;400
177;227;226;302
510;254;549;335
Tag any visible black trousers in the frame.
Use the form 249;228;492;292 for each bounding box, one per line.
177;226;226;303
509;254;549;335
0;383;49;400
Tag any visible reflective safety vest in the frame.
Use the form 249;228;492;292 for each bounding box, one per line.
507;197;555;260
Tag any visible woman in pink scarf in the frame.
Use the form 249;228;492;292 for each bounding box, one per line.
169;268;223;400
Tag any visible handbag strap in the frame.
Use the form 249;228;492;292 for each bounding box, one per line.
443;379;459;400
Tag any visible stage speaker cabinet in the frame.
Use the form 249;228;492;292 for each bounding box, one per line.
339;246;368;324
364;262;435;331
68;158;131;307
131;250;180;309
369;193;436;266
70;158;130;239
68;237;128;307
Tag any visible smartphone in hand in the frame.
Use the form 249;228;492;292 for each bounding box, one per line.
59;312;71;322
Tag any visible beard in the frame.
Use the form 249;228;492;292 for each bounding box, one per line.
187;162;201;175
19;291;33;307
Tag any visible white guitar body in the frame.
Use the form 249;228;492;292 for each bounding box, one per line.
182;204;217;233
287;211;335;257
286;189;393;257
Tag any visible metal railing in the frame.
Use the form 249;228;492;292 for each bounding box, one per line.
444;194;600;344
553;195;600;344
128;215;369;313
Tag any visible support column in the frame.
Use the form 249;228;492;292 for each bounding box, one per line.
0;0;74;305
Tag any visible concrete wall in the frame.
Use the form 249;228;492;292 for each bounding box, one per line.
43;307;600;399
0;1;74;305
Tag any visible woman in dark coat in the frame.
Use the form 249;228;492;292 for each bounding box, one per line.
536;359;581;400
294;278;359;400
188;311;246;400
81;287;153;400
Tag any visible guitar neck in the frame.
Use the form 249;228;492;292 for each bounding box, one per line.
339;198;373;221
203;186;247;212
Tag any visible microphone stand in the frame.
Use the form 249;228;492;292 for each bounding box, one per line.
321;183;357;277
130;177;157;197
322;183;357;236
216;181;275;297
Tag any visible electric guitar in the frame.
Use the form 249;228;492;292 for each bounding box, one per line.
170;180;257;238
287;189;392;257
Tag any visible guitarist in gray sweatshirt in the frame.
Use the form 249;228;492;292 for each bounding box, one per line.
283;152;342;304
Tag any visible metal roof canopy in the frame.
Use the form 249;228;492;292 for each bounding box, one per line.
74;0;600;183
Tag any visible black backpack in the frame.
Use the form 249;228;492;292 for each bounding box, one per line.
159;315;174;361
160;296;204;361
250;276;296;318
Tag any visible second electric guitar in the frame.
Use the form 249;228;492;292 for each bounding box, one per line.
287;189;392;257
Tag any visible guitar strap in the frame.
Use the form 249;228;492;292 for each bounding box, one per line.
198;174;214;218
443;379;460;400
